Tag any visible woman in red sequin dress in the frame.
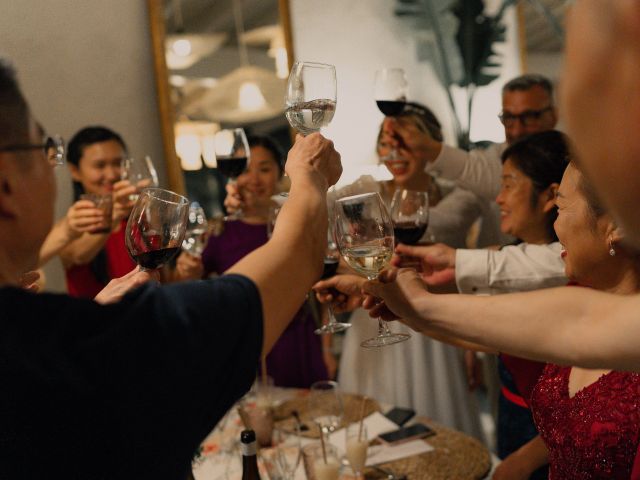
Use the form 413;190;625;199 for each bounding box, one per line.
353;160;640;478
526;161;640;479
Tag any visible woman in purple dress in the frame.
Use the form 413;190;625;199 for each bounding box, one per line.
175;136;330;388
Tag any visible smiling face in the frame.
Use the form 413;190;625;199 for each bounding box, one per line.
495;158;555;244
236;145;281;207
69;139;125;195
377;121;427;185
554;164;613;286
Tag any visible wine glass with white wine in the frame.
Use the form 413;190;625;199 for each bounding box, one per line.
285;61;337;136
334;192;410;348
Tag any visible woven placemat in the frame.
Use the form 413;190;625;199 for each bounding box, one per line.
363;421;491;480
273;392;380;438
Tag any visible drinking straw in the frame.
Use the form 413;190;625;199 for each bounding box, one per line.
358;396;367;442
317;422;328;464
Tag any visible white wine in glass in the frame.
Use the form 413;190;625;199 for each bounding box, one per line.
334;192;410;348
285;61;337;136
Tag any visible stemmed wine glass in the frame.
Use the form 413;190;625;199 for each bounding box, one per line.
181;201;208;257
375;68;408;163
315;229;352;335
308;380;343;440
334;192;410;348
125;188;189;271
285;61;337;136
390;189;430;246
121;155;159;202
374;68;408;117
215;128;250;219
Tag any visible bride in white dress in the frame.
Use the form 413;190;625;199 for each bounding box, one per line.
330;103;487;440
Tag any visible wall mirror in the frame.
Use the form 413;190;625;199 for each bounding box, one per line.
147;0;294;219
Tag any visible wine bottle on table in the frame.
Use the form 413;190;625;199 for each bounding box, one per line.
241;430;261;480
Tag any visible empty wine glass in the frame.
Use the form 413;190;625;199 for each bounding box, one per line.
285;61;337;136
315;228;351;335
334;192;410;348
125;188;189;271
374;68;408;117
390;189;430;246
121;155;159;202
181;201;208;257
215;128;250;219
308;380;343;440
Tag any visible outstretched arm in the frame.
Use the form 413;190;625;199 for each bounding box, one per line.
363;268;640;371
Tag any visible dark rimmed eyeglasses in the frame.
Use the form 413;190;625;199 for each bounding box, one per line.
498;107;553;128
0;135;65;166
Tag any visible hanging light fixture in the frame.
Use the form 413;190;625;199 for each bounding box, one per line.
165;0;227;70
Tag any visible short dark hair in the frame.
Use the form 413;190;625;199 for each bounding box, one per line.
501;130;571;241
67;126;127;200
0;59;30;148
502;74;554;100
247;135;284;177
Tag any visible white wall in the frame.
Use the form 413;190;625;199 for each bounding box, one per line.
0;1;166;292
290;0;522;186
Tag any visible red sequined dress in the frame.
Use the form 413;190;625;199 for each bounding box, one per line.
530;364;640;479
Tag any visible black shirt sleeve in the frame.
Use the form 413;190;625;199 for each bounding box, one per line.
0;274;263;479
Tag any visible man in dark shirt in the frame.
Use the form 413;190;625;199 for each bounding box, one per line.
0;59;341;479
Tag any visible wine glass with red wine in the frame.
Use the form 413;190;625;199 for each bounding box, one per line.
315;229;351;335
390;189;429;246
125;188;189;271
215;128;250;219
285;61;337;136
374;68;408;117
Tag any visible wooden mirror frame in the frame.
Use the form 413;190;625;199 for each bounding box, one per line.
146;0;295;195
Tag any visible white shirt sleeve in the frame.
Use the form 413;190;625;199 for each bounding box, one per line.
426;144;505;201
455;242;567;295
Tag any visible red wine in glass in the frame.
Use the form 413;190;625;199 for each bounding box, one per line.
393;221;428;245
132;247;181;270
322;258;339;279
376;100;406;117
126;188;189;271
216;156;248;179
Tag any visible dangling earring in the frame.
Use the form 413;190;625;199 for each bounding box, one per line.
609;239;616;257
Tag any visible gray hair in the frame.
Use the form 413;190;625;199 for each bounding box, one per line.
502;74;554;100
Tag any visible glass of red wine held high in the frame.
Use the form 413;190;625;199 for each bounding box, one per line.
215;128;250;219
125;188;189;272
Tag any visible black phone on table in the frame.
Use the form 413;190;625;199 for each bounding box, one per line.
377;423;435;445
384;407;416;426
